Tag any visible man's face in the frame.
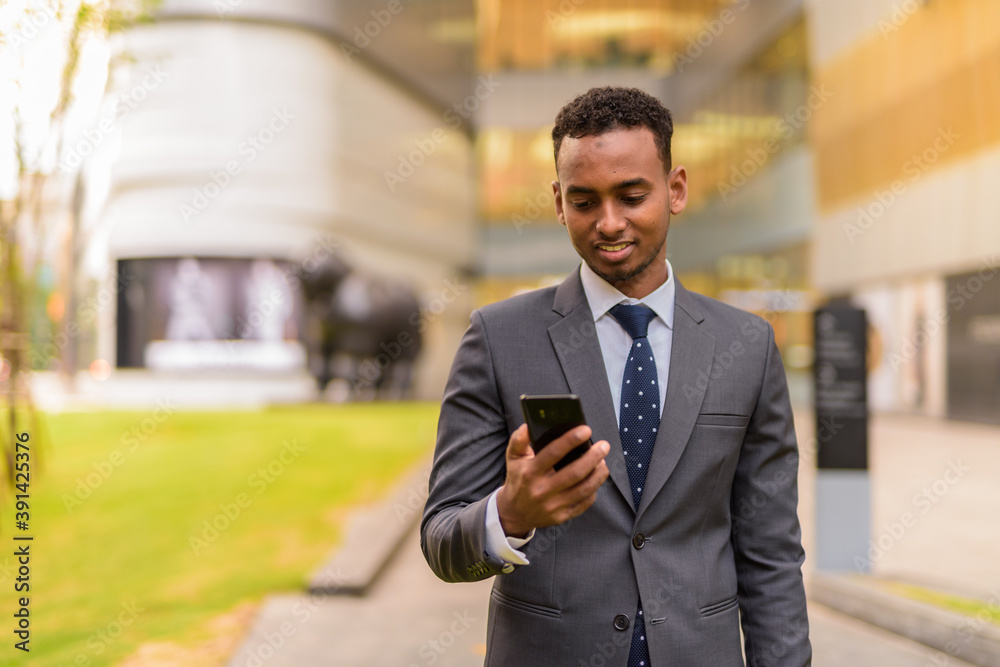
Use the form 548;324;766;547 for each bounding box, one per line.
553;127;687;299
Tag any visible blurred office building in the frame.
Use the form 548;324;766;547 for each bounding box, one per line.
807;0;1000;425
474;0;816;400
76;0;479;404
471;0;1000;426
53;0;998;419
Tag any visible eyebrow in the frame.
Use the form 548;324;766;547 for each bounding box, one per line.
564;177;652;195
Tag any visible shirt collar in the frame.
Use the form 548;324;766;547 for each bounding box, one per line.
579;258;676;329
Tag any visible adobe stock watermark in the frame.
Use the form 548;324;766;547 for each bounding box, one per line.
338;0;416;62
406;610;478;667
729;415;843;531
30;270;135;370
179;107;295;224
681;288;798;402
61;398;178;513
526;520;574;559
756;616;810;665
384;76;502;191
673;0;751;73
219;235;341;352
350;276;468;392
296;234;344;278
512;187;556;233
552;315;600;359
229;288;289;341
878;0;926;38
853;459;969;573
63;600;145;663
58;65;168;173
230;567;348;667
580;625;630;667
642;577;685;620
213;0;244;17
922;587;1000;666
886;255;998;372
717;84;834;202
394;473;430;524
3;0;57;51
580;590;702;667
843;126;959;244
545;0;587;29
189;439;306;555
796;414;845;467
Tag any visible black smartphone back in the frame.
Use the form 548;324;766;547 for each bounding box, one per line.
519;394;593;470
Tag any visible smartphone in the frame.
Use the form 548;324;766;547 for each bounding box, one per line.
519;394;593;471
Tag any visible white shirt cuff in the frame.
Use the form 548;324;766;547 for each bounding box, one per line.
485;488;534;566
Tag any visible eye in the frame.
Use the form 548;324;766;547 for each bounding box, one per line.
571;200;594;210
622;195;646;205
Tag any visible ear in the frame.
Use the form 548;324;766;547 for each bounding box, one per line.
668;166;688;215
552;180;566;227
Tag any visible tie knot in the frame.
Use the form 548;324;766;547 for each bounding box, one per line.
609;303;657;340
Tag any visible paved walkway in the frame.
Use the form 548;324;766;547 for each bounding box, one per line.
228;533;975;666
228;409;999;665
794;409;1000;597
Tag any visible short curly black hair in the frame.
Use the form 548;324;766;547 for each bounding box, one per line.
552;86;674;174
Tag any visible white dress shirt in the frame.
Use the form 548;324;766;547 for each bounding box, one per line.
485;258;677;566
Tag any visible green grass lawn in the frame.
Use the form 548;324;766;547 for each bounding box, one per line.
0;403;438;667
872;579;1000;627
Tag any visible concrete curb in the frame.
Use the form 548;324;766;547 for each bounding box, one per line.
810;573;1000;667
307;460;430;596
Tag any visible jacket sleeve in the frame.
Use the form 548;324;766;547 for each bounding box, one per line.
420;309;512;582
732;322;812;666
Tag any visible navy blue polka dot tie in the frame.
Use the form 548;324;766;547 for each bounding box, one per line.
610;303;659;667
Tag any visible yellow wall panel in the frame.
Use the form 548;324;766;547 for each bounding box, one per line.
810;0;1000;212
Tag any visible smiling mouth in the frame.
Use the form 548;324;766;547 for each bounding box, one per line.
596;242;631;252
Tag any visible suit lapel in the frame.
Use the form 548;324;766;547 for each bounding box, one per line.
548;271;634;509
636;281;715;520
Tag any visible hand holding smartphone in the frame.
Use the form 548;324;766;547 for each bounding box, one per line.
519;394;593;470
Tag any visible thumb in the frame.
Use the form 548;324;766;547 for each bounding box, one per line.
507;424;533;459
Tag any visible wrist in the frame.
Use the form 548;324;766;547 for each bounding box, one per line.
497;486;531;539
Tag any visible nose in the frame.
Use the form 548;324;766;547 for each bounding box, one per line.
596;200;627;237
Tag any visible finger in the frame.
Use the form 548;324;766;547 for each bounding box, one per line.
567;494;596;519
507;424;534;459
573;459;610;500
562;481;601;521
531;425;593;471
557;458;609;512
543;457;610;525
548;439;609;492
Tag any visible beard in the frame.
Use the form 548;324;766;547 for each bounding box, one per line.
586;234;667;286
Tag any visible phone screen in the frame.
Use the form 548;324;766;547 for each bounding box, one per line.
519;394;593;470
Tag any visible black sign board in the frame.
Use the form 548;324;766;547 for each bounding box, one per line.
814;305;868;469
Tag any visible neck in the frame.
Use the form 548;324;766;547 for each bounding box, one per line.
612;262;669;300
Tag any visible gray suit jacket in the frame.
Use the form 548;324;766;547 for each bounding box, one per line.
421;270;810;666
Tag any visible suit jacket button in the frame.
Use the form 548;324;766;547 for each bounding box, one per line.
501;562;514;574
632;533;645;549
613;614;630;631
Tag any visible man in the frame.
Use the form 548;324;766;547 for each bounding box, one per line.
421;87;810;666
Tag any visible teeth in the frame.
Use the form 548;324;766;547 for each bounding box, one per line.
599;243;629;251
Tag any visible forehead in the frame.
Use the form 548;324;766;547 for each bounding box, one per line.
556;127;664;183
